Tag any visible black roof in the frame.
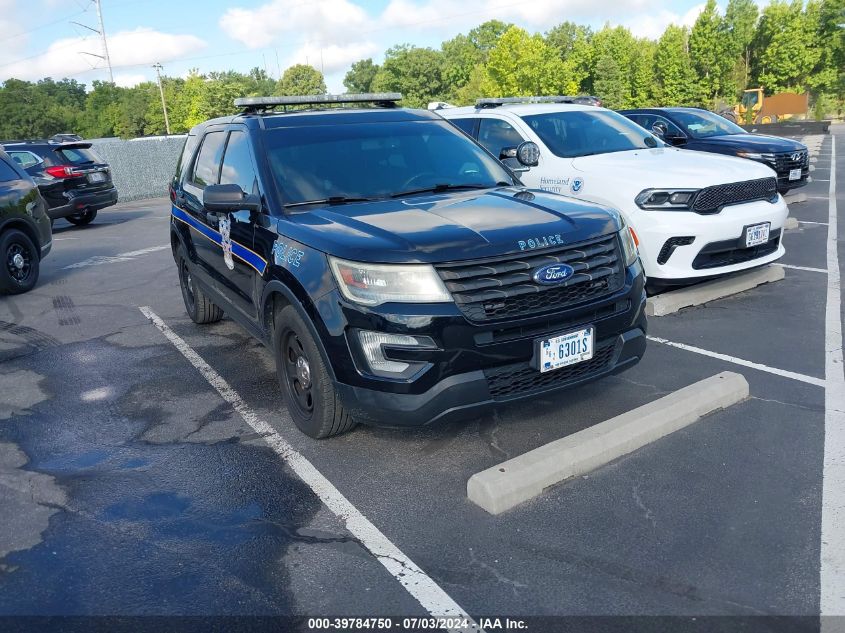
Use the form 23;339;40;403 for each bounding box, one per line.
619;106;705;114
197;107;440;132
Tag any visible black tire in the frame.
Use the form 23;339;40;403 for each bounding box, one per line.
177;252;223;324
0;229;40;295
66;209;97;226
273;304;356;439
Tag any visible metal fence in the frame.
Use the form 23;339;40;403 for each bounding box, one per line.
90;135;186;202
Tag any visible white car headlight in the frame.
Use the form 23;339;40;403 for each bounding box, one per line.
635;188;698;210
329;257;452;306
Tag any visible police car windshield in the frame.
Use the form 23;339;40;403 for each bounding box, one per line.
521;110;659;158
669;110;746;138
263;120;515;206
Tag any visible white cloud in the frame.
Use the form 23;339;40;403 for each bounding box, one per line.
113;73;149;88
286;41;380;75
0;28;206;82
621;3;704;39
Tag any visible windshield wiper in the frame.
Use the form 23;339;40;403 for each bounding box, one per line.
390;182;511;198
285;196;375;208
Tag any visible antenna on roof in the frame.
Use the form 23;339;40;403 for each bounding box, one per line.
234;93;403;113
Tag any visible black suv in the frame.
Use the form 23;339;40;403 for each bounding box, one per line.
169;94;647;438
0;148;52;294
619;107;809;193
2;139;118;226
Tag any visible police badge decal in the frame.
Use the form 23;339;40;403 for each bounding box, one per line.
219;215;234;271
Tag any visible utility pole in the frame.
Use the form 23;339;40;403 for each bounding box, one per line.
153;63;171;135
94;0;113;83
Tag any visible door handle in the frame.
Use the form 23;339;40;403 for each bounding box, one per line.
205;212;219;227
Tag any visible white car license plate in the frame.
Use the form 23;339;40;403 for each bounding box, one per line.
88;172;106;183
745;222;770;247
788;168;801;181
538;326;594;373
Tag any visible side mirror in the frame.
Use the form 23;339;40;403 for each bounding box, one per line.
203;183;260;213
651;121;667;138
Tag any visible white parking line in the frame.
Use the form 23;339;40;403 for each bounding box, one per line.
801;221;830;226
778;264;828;274
63;245;170;269
821;136;845;618
138;307;481;632
646;336;825;387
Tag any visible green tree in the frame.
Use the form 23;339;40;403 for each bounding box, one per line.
724;0;759;92
630;39;657;107
371;45;447;107
277;64;326;96
545;22;593;92
654;25;698;105
690;0;734;106
752;0;821;93
590;25;637;107
806;0;845;104
593;55;626;109
343;58;380;93
482;26;572;97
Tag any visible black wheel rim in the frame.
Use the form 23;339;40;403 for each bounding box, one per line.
283;331;314;417
179;259;195;311
6;241;32;284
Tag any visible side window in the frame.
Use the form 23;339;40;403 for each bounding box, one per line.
477;118;525;159
8;152;41;169
656;116;684;137
191;131;226;187
0;158;19;182
219;131;258;195
175;134;200;183
449;118;477;137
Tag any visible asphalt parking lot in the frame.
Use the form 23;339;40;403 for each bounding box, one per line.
0;129;842;632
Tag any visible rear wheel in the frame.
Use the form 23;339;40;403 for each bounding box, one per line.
0;229;40;295
66;209;97;226
273;304;356;438
177;252;223;324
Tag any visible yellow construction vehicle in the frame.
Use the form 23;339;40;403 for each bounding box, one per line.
719;88;809;124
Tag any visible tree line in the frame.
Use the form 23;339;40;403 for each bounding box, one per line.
0;0;841;140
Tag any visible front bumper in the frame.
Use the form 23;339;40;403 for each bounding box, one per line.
325;265;648;427
47;187;119;219
631;197;788;281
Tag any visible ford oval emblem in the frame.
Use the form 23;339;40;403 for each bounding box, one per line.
533;263;575;285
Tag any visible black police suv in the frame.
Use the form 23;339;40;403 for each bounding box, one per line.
0;148;52;294
2;139;118;226
619;107;809;194
169;94;647;438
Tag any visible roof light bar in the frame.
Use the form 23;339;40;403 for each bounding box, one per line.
475;96;581;108
234;93;403;111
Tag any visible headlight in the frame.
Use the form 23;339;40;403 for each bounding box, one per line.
329;257;452;306
618;222;639;267
635;188;698;210
737;151;776;163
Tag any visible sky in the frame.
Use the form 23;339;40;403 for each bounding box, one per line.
0;0;766;93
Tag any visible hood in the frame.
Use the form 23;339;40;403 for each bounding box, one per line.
571;147;777;188
281;187;621;264
688;133;805;153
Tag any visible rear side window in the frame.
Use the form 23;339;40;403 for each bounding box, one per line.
7;151;41;169
175;134;200;182
0;158;20;182
477;119;525;159
55;146;101;165
449;118;477;136
219;131;258;194
192;131;226;187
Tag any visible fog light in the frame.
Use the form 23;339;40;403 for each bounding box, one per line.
357;330;421;374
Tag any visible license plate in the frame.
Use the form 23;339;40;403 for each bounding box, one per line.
88;172;106;183
788;169;801;181
538;326;594;373
745;222;770;247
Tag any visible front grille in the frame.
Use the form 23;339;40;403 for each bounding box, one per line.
435;234;624;322
692;229;782;270
485;343;616;400
774;150;809;174
692;177;778;214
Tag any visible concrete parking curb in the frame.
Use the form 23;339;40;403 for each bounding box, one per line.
785;216;800;230
784;193;808;205
645;265;785;317
467;371;749;515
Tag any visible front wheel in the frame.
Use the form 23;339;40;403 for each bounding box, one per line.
0;229;40;295
177;252;223;324
66;209;97;226
273;305;356;439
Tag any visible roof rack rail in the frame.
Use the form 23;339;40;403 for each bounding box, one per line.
234;93;403;113
476;96;583;108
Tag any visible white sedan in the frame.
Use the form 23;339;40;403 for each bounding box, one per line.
435;99;788;290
